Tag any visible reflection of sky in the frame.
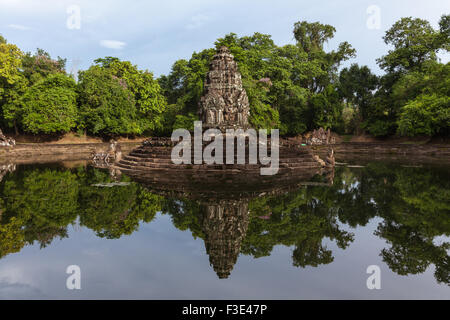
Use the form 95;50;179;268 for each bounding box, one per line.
0;214;448;299
0;0;449;77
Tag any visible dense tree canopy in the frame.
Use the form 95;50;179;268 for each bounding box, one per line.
77;65;139;135
159;21;356;135
0;37;27;133
94;57;168;133
21;48;66;85
362;15;450;137
21;73;78;134
0;14;449;138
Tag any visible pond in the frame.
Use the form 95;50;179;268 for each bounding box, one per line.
0;161;449;299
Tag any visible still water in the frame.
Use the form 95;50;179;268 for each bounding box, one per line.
0;161;449;299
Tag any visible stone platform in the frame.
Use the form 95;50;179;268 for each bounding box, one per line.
114;137;330;198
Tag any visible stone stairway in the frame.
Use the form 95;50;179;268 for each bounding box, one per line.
116;137;323;176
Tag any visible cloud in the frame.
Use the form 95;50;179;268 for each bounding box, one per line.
7;24;30;30
186;14;210;30
99;40;126;49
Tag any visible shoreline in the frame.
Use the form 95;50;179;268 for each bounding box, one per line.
1;140;449;166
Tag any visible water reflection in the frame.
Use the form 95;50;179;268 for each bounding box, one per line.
0;162;448;285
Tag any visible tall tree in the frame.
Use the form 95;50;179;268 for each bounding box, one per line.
77;65;138;136
94;57;168;134
0;39;27;133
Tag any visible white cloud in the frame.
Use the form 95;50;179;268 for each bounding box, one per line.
7;23;30;30
99;39;126;49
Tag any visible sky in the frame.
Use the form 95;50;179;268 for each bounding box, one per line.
0;0;449;78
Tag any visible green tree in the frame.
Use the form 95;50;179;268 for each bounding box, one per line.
339;64;379;125
397;93;450;136
77;65;139;136
377;17;443;73
21;73;78;134
366;15;450;137
94;57;168;134
0;39;27;133
21;48;66;85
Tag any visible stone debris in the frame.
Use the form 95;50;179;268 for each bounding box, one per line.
313;155;326;167
0;163;16;183
305;127;335;145
199;46;250;130
0;129;15;147
91;139;122;166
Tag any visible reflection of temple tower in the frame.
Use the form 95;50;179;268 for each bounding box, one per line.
201;199;250;279
199;46;250;130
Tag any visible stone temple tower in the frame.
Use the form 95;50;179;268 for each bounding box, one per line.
199;46;250;130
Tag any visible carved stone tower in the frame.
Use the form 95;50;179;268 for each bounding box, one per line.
199;46;250;130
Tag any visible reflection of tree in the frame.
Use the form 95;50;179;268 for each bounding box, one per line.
333;164;449;284
0;217;25;258
241;187;354;268
0;168;79;251
162;198;250;279
0;165;162;258
371;166;450;284
0;163;448;284
78;167;162;239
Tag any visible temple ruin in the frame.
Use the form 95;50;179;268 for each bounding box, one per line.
199;46;250;130
0;129;15;147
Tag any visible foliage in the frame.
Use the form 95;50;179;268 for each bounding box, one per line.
160;22;355;135
77;65;139;135
94;57;168;133
0;39;27;131
78;168;161;239
397;93;450;136
21;48;66;85
365;15;450;137
21;73;78;134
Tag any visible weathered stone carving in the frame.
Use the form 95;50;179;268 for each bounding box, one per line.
91;139;122;166
305;127;335;145
0;129;15;147
199;46;250;130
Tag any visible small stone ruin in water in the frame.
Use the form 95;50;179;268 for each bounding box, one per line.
305;127;335;145
115;45;334;176
0;129;15;147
